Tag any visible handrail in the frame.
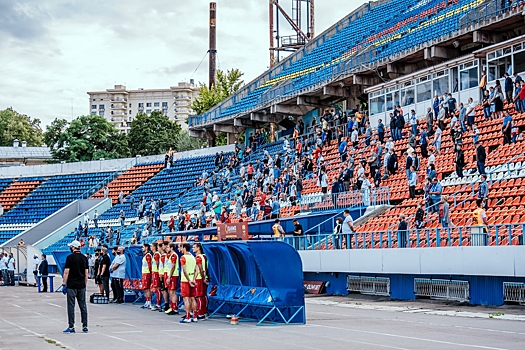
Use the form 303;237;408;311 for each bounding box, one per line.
76;158;136;201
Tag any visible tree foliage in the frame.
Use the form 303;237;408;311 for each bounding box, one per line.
0;107;43;146
174;130;207;152
191;69;244;115
128;111;182;156
43;115;130;163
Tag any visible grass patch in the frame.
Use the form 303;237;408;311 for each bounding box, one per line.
489;312;505;318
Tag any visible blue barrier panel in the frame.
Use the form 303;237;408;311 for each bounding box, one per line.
204;241;305;325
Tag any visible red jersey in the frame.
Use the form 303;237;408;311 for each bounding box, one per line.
153;252;161;273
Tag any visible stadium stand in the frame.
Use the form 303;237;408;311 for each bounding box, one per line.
0;178;42;213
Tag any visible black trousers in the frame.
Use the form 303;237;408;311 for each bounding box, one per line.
456;164;464;178
41;277;48;292
420;143;428;158
409;185;416;199
101;276;110;299
112;278;124;302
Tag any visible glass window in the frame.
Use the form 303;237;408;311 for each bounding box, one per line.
416;82;431;103
488;58;507;82
146;102;152;107
99;104;105;109
400;87;414;107
138;103;144;108
129;110;132;114
154;102;160;107
460;67;478;90
370;95;385;115
99;111;104;116
91;105;96;109
129;103;132;108
162;102;168;107
433;76;448;96
514;51;525;75
91;111;96;115
146;109;151;114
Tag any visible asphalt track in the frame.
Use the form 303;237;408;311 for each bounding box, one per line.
0;285;524;350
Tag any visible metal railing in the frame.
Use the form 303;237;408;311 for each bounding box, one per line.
347;276;390;296
503;282;525;305
414;278;470;302
300;187;390;213
277;222;524;250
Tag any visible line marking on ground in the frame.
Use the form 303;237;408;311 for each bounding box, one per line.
310;324;510;350
118;322;138;328
207;328;238;331
112;330;143;334
48;303;62;308
101;333;158;350
11;304;21;308
2;319;75;350
160;329;190;332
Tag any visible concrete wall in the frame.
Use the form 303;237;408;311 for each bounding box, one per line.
299;245;525;277
0;144;234;179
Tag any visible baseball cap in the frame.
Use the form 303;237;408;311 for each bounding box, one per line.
68;240;81;248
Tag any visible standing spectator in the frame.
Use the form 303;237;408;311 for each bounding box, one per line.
351;126;359;148
447;93;457;117
428;178;442;213
339;136;348;162
6;252;15;286
272;219;285;238
397;214;408;248
408;166;417;199
395;110;405;140
425;107;434;134
409;109;418;135
475;141;486;175
377;119;385;143
504;72;513;102
318;170;328;195
455;144;465;178
368;151;379;179
61;240;89;333
478;174;489;209
432;95;440;122
520;80;525;111
88;254;95;279
333;217;343;249
478;70;487;101
32;254;40;287
103;186;109;199
502;111;513;145
466;97;476;129
38;254;49;292
458;102;466;132
109;247;126;304
93;210;98;229
437;103;446;131
513;81;522;113
119;210;125;228
414;203;425;230
433;124;442;155
342;209;355;249
472;199;488;245
292;219;304;250
419;126;428;158
364;121;372;146
118;190;124;204
389;113;397;140
440;195;453;229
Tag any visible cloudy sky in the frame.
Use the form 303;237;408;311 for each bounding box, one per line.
0;0;361;128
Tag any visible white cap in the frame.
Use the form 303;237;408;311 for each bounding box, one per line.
68;240;81;248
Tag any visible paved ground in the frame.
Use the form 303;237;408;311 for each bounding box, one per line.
1;283;524;350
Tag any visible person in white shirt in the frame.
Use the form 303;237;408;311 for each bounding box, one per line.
0;203;4;217
93;210;99;228
342;209;356;248
83;213;90;225
6;253;15;286
141;226;149;241
109;247;127;303
433;126;442;155
385;137;394;151
319;170;329;194
351;127;359;148
0;253;7;286
32;255;40;286
409;110;418;135
428;150;436;166
466;97;476;129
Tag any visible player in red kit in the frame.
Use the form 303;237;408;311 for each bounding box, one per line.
164;243;179;315
150;242;161;311
141;243;152;309
179;243;197;323
159;242;170;312
193;242;209;320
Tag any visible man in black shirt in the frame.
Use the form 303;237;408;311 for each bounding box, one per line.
62;240;89;333
38;254;49;292
98;247;111;300
292;219;304;250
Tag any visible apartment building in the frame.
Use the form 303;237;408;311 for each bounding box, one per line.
87;81;199;132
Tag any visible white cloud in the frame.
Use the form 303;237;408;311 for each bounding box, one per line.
0;0;361;128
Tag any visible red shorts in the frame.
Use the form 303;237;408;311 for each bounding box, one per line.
194;279;206;297
142;273;151;290
180;281;195;298
167;276;178;291
151;272;160;290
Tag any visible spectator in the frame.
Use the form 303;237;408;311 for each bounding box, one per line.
520;80;525;111
455;143;465;178
491;86;504;119
292;219;304;249
408;165;417;199
118;190;124;204
333;217;343;249
482;89;491;119
409;109;418;135
119;210;125;228
397;214;408;248
62;240;89;333
395;109;405;140
479;70;487;101
433;124;442;155
478;174;489;209
0;253;6;286
339;136;348;162
407;130;416;150
466;97;476;129
38;254;49;292
377;119;385;143
458;102;466;132
475;141;486;175
93;210;98;229
364;122;372;146
351;126;359;148
513;81;522;113
6;252;15;286
504;72;513;102
425;107;434;134
389;113;397;140
440;195;453;229
447;93;457;117
419;126;428;158
432;95;440;122
502;110;513;145
368;151;379;179
103;186;109;199
98;247;111;300
437;103;446;131
428;177;442;213
318;169;328;195
32;254;39;287
472;199;488;245
386;149;398;176
414;203;425;229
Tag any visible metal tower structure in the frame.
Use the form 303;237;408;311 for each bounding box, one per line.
269;0;314;67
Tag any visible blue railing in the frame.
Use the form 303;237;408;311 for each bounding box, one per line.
277;222;525;250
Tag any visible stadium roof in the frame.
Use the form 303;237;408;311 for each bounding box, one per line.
0;146;51;160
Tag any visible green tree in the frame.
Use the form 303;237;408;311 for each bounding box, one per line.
128;111;182;156
43;115;130;162
191;68;244;115
174;130;207;152
0;107;43;146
